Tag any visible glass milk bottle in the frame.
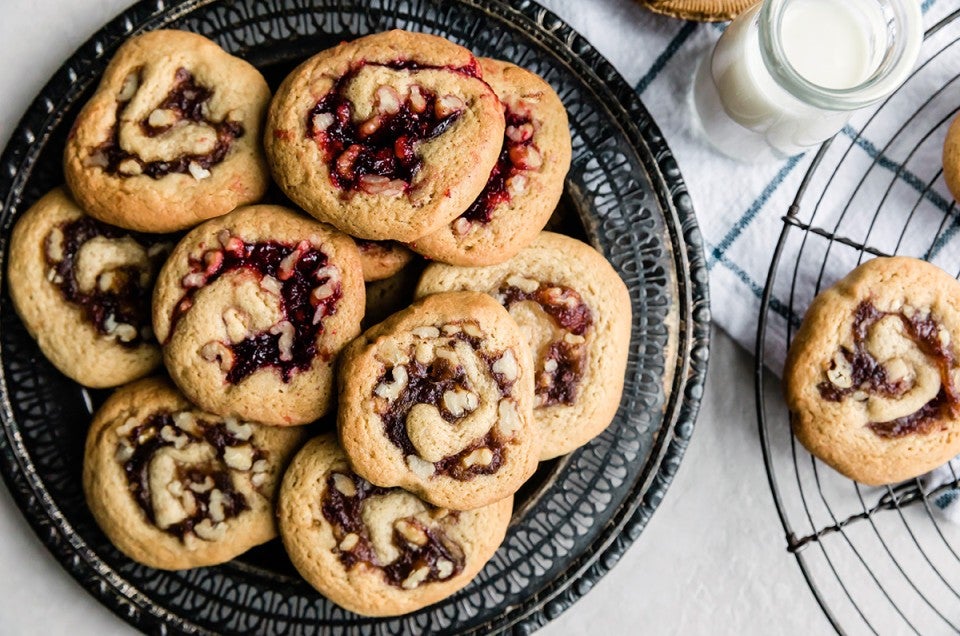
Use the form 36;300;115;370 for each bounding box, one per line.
693;0;923;162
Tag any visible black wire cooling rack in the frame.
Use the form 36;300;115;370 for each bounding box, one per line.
755;8;960;635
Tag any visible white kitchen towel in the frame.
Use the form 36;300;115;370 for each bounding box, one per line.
560;0;956;373
921;457;960;523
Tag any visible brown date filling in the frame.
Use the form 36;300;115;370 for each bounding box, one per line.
44;217;169;347
457;109;536;228
499;281;593;406
171;237;342;384
90;67;244;179
306;61;470;194
375;333;514;480
120;412;265;540
817;301;960;437
321;471;465;588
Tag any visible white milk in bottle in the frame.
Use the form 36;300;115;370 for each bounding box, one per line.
693;0;922;162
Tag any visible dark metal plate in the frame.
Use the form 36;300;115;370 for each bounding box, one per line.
0;0;710;633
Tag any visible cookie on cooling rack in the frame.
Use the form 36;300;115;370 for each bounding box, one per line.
83;377;304;570
64;29;271;232
264;29;505;242
278;433;511;617
7;187;172;388
411;57;571;267
942;112;960;204
416;232;632;460
355;238;415;282
152;204;364;426
338;291;539;510
785;256;960;486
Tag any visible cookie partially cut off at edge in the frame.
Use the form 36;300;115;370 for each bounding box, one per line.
942;113;960;204
416;232;632;460
637;0;754;21
785;256;960;486
278;434;512;617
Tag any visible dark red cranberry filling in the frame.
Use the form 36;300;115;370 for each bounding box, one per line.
93;67;244;179
817;301;960;437
172;239;342;384
375;333;513;479
459;110;534;225
321;471;465;586
500;282;593;335
45;217;167;347
122;412;260;539
306;63;467;191
500;281;593;406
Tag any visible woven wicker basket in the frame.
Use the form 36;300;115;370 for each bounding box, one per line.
637;0;756;22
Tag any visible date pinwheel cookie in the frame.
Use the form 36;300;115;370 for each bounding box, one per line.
264;29;505;242
785;256;960;486
64;29;271;232
8;187;172;387
338;291;539;510
411;58;571;266
355;238;415;282
416;232;632;459
278;434;511;617
152;205;364;426
83;377;304;570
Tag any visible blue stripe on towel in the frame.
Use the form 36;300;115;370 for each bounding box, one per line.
709;155;804;267
635;21;698;95
707;241;802;328
936;490;959;510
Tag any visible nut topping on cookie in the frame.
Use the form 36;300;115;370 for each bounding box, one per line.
168;237;342;384
319;470;465;588
43;216;171;348
816;300;959;438
117;409;268;541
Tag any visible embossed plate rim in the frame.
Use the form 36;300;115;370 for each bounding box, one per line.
0;0;710;633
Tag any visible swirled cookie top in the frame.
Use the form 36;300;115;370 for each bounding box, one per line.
495;274;593;406
306;61;480;195
372;321;522;481
44;215;171;347
169;231;342;384
321;469;465;589
818;301;960;437
88;67;244;180
115;410;269;542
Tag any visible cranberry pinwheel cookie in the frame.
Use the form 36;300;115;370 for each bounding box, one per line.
416;232;632;459
83;378;304;570
265;29;505;242
338;291;539;510
152;205;364;426
412;58;571;266
786;256;960;486
278;434;511;617
7;187;172;387
65;30;271;232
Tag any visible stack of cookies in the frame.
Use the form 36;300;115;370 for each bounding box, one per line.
7;28;632;617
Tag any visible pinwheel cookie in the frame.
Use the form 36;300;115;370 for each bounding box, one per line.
786;256;960;486
412;58;571;266
416;232;632;459
152;205;364;426
64;29;270;232
265;29;505;242
7;187;172;387
278;434;511;617
83;377;304;570
338;291;539;510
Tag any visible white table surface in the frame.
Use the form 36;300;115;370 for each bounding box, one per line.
0;1;831;634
